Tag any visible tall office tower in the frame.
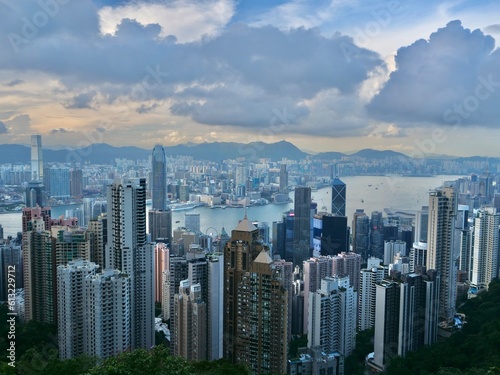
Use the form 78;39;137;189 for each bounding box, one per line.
414;206;429;243
302;257;333;335
284;210;295;262
70;169;83;198
149;209;172;244
235;250;288;375
372;280;401;371
456;205;472;279
494;193;500;210
358;264;388;331
383;240;407;265
105;178;154;351
152;145;167;211
87;213;107;270
166;256;188;344
471;207;500;291
308;276;357;357
173;281;207;361
426;186;458;321
292;279;305;335
0;241;23;300
185;212;201;233
352;209;368;259
207;253;224;360
370;211;384;259
30;134;43;181
331;252;362;291
223;215;264;363
279;163;288;193
25;181;46;207
294;187;312;267
57;260;98;360
83;269;131;359
331;177;346;216
235;164;247;187
23;216;55;323
155;243;169;303
0;224;3;240
272;220;285;259
398;274;427;356
48;167;71;198
321;214;349;256
273;258;294;340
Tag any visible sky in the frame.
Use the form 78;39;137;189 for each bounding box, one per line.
0;0;500;157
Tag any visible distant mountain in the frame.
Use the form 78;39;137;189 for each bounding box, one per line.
313;151;346;160
162;140;307;162
348;148;409;159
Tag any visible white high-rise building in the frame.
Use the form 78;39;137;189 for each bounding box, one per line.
83;269;131;359
105;178;155;350
207;253;224;360
303;257;333;334
471;207;499;291
427;186;457;321
57;260;98;360
358;264;387;331
308;275;357;357
30;134;43;182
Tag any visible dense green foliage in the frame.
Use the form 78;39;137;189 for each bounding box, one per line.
385;279;500;375
344;328;374;375
288;334;308;358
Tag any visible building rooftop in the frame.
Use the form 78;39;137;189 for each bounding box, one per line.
234;215;257;232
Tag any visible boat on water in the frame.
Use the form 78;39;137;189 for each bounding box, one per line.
167;202;205;211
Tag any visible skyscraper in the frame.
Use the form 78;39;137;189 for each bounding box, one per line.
57;260;98;360
426;186;457;321
279;163;288;193
48;167;71;198
152;145;167;211
293;187;312;267
223;215;263;363
173;280;207;361
331;177;346;216
105;178;155;350
370;211;384;259
358;262;388;331
308;276;357;357
471;207;499;291
235;250;289;375
148;209;172;244
70;169;83;198
31;134;43;182
352;210;369;260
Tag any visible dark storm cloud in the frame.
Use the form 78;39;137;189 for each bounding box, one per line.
64;92;96;109
367;21;500;127
4;79;24;87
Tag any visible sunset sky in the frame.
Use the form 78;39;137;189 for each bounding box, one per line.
1;0;500;156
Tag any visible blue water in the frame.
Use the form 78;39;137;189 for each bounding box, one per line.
0;175;463;238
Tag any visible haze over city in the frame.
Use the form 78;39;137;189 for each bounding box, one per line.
1;0;500;156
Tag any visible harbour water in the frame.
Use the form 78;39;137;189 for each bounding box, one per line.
0;175;463;238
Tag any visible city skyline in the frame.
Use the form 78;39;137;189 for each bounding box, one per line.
0;1;500;156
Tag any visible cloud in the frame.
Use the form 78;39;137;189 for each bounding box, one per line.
98;0;235;43
136;102;161;114
0;121;7;134
484;24;500;34
3;79;24;87
64;92;96;109
367;20;500;127
49;128;75;134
